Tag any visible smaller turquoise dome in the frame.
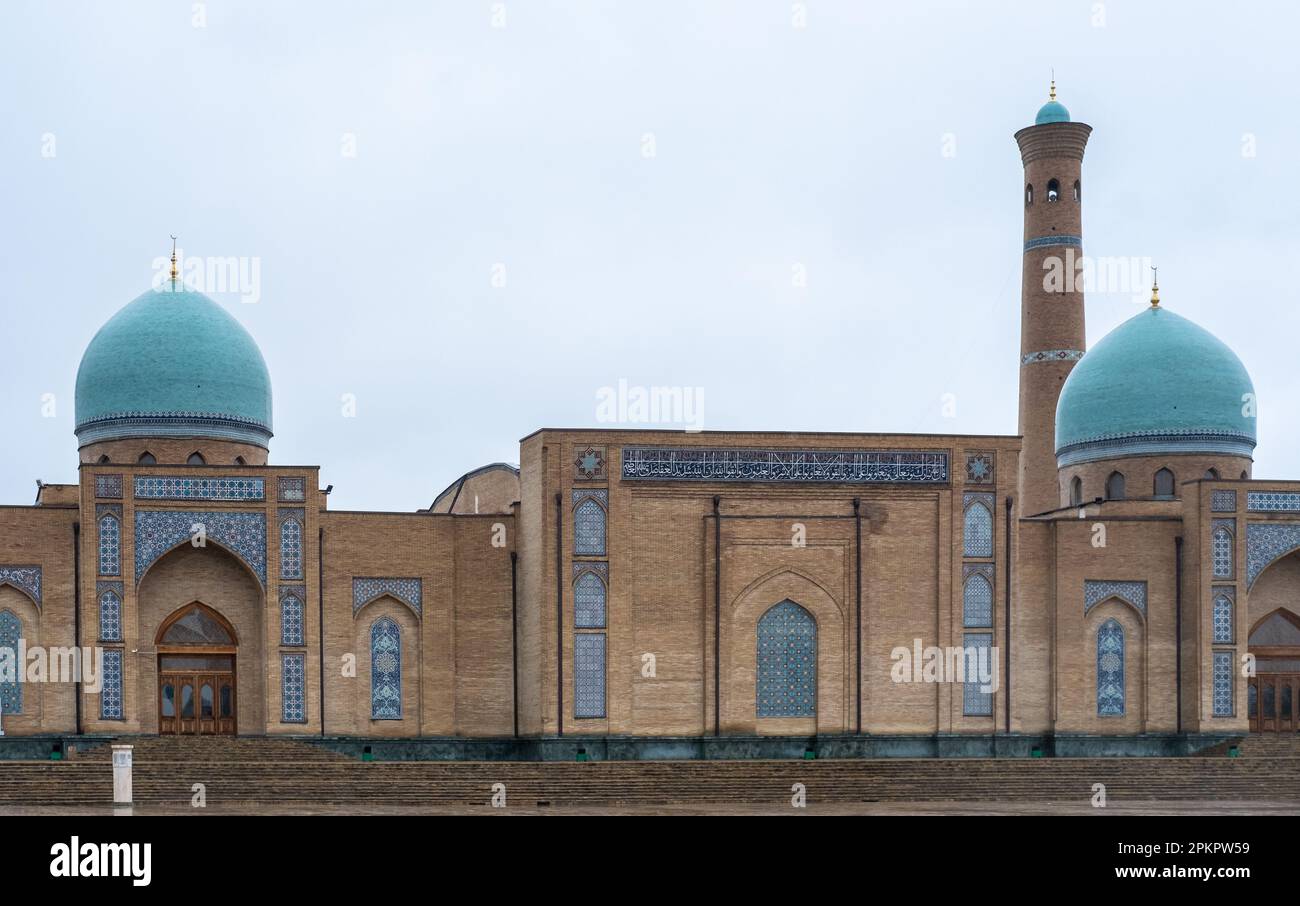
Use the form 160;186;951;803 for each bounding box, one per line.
1055;306;1256;467
1035;100;1071;125
75;283;273;448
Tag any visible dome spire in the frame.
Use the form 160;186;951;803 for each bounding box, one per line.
1150;266;1160;308
1050;69;1056;102
169;235;178;286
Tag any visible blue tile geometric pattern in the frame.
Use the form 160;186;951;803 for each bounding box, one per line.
1212;651;1234;717
1023;234;1082;252
352;577;422;617
0;610;22;714
963;494;994;558
964;452;994;484
278;477;306;502
1211;489;1237;512
573;497;607;556
1021;348;1085;366
1245;522;1300;587
1212;591;1234;644
622;447;949;484
574;571;606;629
281;653;306;723
100;648;124;720
756;600;816;718
98;512;121;576
1096;619;1125;717
370;617;402;719
574;632;606;719
280;593;304;646
134;475;265;501
963;572;993;628
962;632;993;716
1247;491;1300;512
134;511;266;585
99;588;122;642
279;512;303;580
94;474;123;498
1212;519;1234;579
1084;580;1147;616
0;566;41;606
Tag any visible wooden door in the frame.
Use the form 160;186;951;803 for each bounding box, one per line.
159;666;236;735
1248;674;1300;733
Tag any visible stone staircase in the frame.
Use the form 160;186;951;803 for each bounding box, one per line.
2;736;1300;808
1233;733;1300;758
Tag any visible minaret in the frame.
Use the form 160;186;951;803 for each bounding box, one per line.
1014;80;1092;515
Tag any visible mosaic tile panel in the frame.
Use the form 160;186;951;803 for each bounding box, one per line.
574;571;607;629
279;512;303;580
1211;490;1237;513
1020;348;1085;365
98;512;121;577
94;474;123;498
0;566;41;606
1084;580;1147;615
281;653;306;723
574;632;606;719
1247;491;1300;512
573;498;607;556
572;562;609;581
964;452;994;485
1023;234;1082;252
1096;619;1125;717
756;600;816;718
1212;590;1234;644
1212;519;1234;579
352;577;422;616
100;649;123;720
370;617;402;719
1246;522;1300;587
278;477;306;502
962;633;994;716
134;475;265;501
963;572;993;628
281;592;304;647
621;447;949;484
99;588;122;642
134;511;267;585
0;609;22;714
573;446;607;480
1212;651;1234;717
963;493;994;558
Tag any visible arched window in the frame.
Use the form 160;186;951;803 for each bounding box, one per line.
371;617;402;719
98;513;120;576
187;452;206;465
1240;470;1249;480
1212;593;1233;644
1070;476;1083;507
1212;523;1233;578
99;589;122;641
1025;183;1033;205
963;499;993;557
1046;178;1060;202
280;518;303;580
96;454;111;464
1073;179;1080;201
963;573;993;628
1105;471;1126;500
1153;467;1175;497
1097;619;1125;716
756;600;816;718
234;456;246;466
1205;468;1220;480
138;452;156;465
574;571;606;629
0;610;22;714
281;594;303;646
574;499;607;556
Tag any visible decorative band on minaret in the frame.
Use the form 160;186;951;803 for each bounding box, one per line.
1014;82;1092;516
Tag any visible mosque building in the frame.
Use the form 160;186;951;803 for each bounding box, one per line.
1;85;1297;753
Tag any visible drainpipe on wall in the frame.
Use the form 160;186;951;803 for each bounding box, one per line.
73;522;82;736
318;527;326;738
713;495;721;737
510;550;519;738
853;498;862;735
555;493;563;737
1175;536;1183;735
1004;497;1013;737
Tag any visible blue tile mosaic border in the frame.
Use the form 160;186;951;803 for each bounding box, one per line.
135;475;265;501
134;511;267;585
1084;579;1147;616
352;577;422;616
622;447;949;484
0;566;42;606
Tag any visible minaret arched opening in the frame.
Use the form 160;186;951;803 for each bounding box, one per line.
1046;178;1060;202
1106;471;1126;500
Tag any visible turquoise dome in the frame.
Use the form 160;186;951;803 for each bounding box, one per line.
1035;100;1071;124
74;284;273;447
1055;306;1255;466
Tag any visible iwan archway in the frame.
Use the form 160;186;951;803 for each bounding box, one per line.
155;602;239;735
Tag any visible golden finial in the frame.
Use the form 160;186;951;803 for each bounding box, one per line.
1050;69;1056;101
169;235;178;285
1150;266;1160;308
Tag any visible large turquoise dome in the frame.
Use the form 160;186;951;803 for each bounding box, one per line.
1055;306;1256;467
1035;99;1071;124
74;284;273;447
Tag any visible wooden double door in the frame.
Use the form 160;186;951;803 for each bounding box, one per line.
158;656;237;735
1248;674;1300;733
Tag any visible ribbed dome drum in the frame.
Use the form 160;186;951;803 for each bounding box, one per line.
74;285;273;448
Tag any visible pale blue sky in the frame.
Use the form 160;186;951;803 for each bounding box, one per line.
2;1;1297;510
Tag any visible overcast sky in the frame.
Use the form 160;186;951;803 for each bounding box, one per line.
2;1;1298;511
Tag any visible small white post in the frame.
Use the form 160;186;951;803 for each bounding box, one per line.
111;744;133;804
